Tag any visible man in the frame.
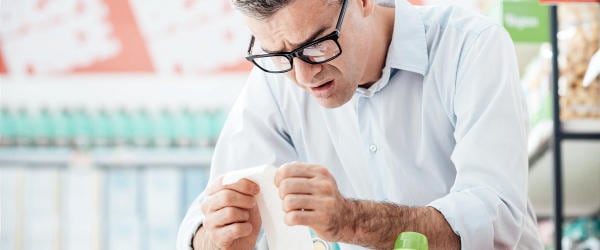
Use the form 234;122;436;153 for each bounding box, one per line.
178;0;544;249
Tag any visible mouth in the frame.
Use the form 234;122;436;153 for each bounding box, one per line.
309;80;335;98
311;80;334;91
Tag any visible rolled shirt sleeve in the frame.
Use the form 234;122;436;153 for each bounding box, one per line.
177;17;540;250
176;68;297;250
427;25;530;249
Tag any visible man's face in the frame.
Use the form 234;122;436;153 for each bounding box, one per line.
246;0;368;108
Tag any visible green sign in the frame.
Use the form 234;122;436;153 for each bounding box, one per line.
502;0;549;43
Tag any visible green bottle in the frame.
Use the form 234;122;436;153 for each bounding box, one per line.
394;232;428;250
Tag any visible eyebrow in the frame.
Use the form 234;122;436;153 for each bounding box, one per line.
261;26;331;53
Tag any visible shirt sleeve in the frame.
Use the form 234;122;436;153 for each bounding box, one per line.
427;25;530;249
176;68;298;250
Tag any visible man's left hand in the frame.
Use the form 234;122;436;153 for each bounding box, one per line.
274;162;354;242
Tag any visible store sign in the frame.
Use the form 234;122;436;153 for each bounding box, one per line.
503;0;550;43
0;0;252;76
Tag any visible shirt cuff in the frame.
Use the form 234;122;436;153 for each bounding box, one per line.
427;189;496;250
176;208;205;250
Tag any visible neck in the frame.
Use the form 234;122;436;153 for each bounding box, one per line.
358;5;395;89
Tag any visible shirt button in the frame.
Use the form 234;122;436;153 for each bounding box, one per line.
369;144;377;153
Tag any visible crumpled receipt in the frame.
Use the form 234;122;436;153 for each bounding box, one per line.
222;165;314;250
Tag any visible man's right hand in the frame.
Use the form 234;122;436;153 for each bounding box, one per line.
195;176;262;250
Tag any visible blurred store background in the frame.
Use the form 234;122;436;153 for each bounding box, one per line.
0;0;598;249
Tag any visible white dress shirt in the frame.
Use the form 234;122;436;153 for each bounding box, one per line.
178;0;544;249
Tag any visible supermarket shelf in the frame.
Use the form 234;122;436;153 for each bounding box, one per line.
529;120;600;165
528;121;600;217
548;2;600;247
0;148;71;166
561;133;600;140
94;147;213;167
561;119;600;139
0;147;214;167
562;119;600;133
529;140;600;218
0;153;212;250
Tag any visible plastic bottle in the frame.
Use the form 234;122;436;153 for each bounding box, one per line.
131;107;152;147
0;106;13;146
36;107;54;146
15;106;33;146
394;232;428;250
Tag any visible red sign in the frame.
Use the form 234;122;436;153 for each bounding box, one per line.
0;0;252;76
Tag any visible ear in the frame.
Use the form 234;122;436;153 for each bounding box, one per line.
355;0;376;17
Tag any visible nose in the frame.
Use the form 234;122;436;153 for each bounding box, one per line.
292;57;322;86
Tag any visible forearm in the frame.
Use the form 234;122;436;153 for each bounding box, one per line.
192;225;218;250
341;199;460;250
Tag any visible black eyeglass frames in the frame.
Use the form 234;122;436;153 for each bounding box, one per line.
245;0;349;73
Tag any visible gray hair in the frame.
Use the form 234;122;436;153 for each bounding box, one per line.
232;0;342;20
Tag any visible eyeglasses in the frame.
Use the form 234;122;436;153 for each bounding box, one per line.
245;0;349;73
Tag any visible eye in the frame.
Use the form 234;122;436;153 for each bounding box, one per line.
306;42;325;50
298;39;339;63
302;42;327;57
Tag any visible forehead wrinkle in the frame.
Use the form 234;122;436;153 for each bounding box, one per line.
254;0;339;53
261;25;330;53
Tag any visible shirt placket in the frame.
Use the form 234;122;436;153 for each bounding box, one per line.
356;94;389;201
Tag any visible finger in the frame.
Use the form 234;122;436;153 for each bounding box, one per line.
275;162;316;186
206;176;260;196
278;177;312;199
211;222;253;248
204;189;257;212
284;209;318;226
282;194;315;212
209;207;251;227
205;176;225;195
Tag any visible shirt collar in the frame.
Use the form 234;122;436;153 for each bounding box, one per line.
355;0;429;97
386;0;429;75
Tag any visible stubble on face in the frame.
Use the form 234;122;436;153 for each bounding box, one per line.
287;64;358;108
246;0;362;109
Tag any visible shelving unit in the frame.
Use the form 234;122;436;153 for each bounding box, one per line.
0;147;214;167
0;73;247;250
548;4;600;250
0;147;214;250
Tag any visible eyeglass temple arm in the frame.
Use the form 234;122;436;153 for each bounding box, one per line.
247;36;255;55
335;0;348;31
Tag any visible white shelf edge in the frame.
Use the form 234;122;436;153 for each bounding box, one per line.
562;119;600;134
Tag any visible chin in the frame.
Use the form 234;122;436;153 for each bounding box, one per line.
315;95;352;109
